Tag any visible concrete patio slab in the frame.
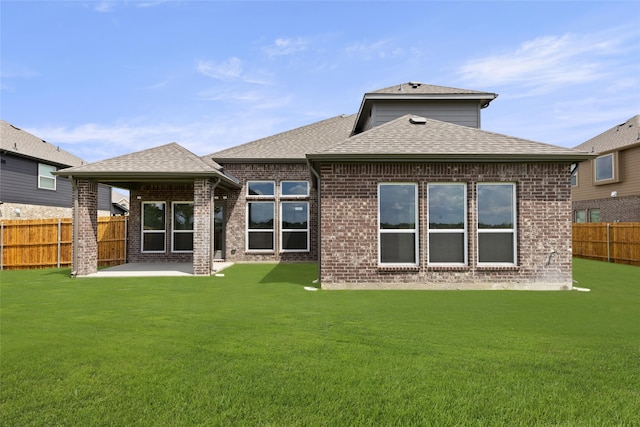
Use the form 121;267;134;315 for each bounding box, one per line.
83;262;234;278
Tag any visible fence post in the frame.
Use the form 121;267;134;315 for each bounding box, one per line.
606;223;611;263
1;222;4;271
57;219;61;268
124;217;128;264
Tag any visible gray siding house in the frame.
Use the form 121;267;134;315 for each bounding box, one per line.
56;82;593;289
0;120;113;219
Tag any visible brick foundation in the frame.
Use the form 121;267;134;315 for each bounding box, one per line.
572;195;640;222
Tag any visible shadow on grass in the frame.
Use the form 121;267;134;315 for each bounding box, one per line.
258;263;318;287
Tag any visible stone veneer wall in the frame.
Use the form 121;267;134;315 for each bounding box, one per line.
318;162;573;290
572;195;640;222
220;162;318;263
0;202;110;220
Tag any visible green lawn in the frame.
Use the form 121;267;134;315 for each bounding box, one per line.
1;259;639;426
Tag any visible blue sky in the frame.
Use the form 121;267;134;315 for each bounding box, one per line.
2;1;639;163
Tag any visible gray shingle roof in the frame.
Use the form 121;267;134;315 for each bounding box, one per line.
0;120;86;167
574;115;640;154
308;115;593;162
370;82;495;96
207;114;356;162
55;142;239;186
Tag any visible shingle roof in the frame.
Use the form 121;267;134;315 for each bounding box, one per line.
207;114;356;162
55;142;239;187
574;115;640;154
0;120;86;167
308;115;593;162
370;82;495;96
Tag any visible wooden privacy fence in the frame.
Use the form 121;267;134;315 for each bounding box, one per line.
573;222;640;266
1;217;127;270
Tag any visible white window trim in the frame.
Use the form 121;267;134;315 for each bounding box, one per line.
171;201;194;253
427;183;468;266
378;183;419;267
280;180;310;199
38;163;57;190
594;153;615;183
246;201;275;252
246;180;276;198
141;201;166;253
280;201;310;253
477;183;517;267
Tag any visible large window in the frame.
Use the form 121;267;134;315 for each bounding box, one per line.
595;154;614;182
247;202;275;251
378;183;418;265
281;202;309;252
38;163;57;190
142;202;166;253
428;183;467;265
172;202;194;252
477;183;516;265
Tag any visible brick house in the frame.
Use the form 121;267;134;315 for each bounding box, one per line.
572;115;640;223
56;82;592;289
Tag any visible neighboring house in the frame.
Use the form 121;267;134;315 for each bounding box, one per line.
0;120;113;219
56;82;592;289
572;115;640;222
112;189;130;215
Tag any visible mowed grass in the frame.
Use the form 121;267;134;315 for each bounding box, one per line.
1;259;639;426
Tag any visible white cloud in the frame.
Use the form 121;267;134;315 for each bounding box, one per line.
92;1;115;13
345;39;404;60
263;37;310;57
457;31;630;94
197;57;243;81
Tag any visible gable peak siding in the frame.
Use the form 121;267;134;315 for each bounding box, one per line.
318;162;573;289
368;100;482;132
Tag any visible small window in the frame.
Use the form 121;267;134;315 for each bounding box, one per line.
378;183;418;266
571;169;578;186
589;209;601;223
595;154;614;182
574;210;586;223
281;202;309;252
142;202;166;253
281;181;309;197
247;201;275;251
428;183;467;265
477;183;516;265
38;163;57;190
172;202;194;252
247;181;275;197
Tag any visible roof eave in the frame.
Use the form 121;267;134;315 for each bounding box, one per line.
53;170;242;188
306;153;596;163
214;157;308;164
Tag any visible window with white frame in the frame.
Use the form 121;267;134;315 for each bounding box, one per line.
281;181;309;198
477;183;516;265
172;202;194;252
247;201;275;251
38;163;57;190
142;202;166;253
378;183;418;265
281;201;309;251
428;183;467;265
594;154;614;182
247;181;275;197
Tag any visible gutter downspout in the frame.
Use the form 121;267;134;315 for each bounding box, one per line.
210;177;220;273
70;176;78;277
308;161;321;285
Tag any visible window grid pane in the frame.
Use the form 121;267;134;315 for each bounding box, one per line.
477;184;516;265
142;202;166;253
379;184;418;265
247;202;274;251
428;183;467;264
281;202;309;252
281;181;309;197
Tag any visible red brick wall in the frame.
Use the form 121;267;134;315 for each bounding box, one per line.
318;162;573;289
220;162;318;263
74;179;98;276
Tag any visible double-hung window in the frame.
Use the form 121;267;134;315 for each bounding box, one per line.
142;202;166;253
281;202;309;251
246;181;275;251
477;183;517;265
38;163;57;190
427;183;467;265
172;202;194;252
378;183;418;265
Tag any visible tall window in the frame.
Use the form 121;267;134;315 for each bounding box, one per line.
477;183;516;265
142;202;166;253
428;183;467;265
595;154;614;182
281;202;309;252
247;202;275;251
38;163;57;190
378;183;418;265
172;202;194;252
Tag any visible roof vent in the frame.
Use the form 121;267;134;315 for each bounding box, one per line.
409;116;427;125
409;81;422;88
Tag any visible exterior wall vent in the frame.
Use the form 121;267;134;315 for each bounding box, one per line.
409;116;427;125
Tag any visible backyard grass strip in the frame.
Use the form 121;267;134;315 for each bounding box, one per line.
1;259;639;425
